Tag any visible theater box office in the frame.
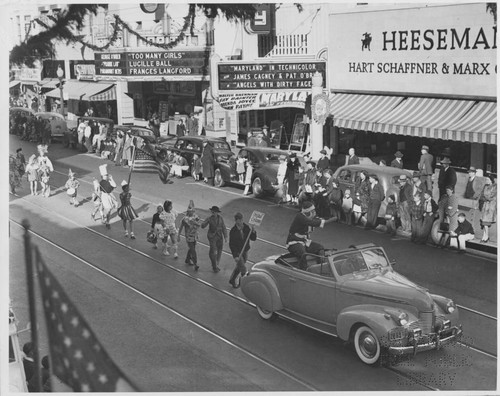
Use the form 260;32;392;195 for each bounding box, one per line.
95;49;211;129
326;3;496;173
213;58;327;148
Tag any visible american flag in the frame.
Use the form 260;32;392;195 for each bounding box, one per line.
132;137;171;184
35;248;138;392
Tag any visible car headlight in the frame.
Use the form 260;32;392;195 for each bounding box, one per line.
446;300;456;314
398;312;409;326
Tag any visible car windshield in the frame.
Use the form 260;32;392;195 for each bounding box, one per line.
263;152;282;162
333;248;389;276
213;141;231;151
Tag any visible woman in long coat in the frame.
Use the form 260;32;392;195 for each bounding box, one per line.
354;171;370;225
479;176;497;243
285;154;300;204
201;139;215;185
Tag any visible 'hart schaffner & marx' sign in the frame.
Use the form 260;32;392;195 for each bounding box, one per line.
329;3;497;98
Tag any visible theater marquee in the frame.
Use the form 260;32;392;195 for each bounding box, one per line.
329;3;497;98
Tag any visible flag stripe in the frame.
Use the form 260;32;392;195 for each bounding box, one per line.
133;145;170;184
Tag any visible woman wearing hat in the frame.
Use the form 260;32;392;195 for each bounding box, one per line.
285;153;300;205
478;175;497;243
117;181;138;239
201;138;215;185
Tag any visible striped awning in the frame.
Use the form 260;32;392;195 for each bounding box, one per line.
374;97;475;140
446;101;497;145
39;78;59;90
330;93;404;131
88;85;116;102
45;81;114;101
9;80;21;89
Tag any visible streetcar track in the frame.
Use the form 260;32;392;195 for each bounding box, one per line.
10;219;318;391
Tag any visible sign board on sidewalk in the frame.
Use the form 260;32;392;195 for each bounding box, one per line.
249;211;265;227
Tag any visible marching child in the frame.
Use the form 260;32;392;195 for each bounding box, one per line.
178;201;201;271
160;200;179;258
25;154;39;195
64;169;80;206
385;194;398;236
341;188;354;225
91;178;103;221
151;204;164;249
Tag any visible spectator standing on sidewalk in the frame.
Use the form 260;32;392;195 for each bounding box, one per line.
316;149;330;172
418;145;434;191
410;193;425;243
384;194;398;236
228;212;257;288
345;147;360;165
397;174;412;233
478;176;497;243
417;189;438;244
201;205;227;272
365;174;384;230
437;186;459;248
285;153;300;205
449;213;475;254
390;151;404;169
437;157;457;200
178;202;201;271
201;138;215;185
342;189;354;225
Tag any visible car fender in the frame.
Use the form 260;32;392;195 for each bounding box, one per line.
252;172;273;192
217;162;233;180
336;304;417;343
241;271;283;312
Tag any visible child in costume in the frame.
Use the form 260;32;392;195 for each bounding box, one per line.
160;200;179;258
65;169;80;206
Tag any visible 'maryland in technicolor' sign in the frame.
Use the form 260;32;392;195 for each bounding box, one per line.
329;4;497;98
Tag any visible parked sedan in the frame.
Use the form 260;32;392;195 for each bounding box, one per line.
333;164;413;217
157;136;234;178
215;147;289;197
35;112;67;142
241;243;462;365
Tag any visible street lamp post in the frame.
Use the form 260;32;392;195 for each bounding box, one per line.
56;65;64;116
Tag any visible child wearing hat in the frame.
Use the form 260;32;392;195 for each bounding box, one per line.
160;200;179;257
178;200;201;270
384;194;398;236
64;169;80;206
341;189;353;225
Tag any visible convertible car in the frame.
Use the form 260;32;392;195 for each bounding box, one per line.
241;243;462;365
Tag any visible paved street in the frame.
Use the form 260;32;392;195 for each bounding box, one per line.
9;136;497;391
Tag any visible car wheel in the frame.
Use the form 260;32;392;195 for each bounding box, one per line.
158;150;168;161
214;168;225;187
256;305;275;320
354;325;381;365
252;177;263;197
430;218;442;245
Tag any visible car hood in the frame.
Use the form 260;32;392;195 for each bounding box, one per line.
340;269;434;311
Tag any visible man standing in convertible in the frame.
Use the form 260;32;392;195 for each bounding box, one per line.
286;201;336;270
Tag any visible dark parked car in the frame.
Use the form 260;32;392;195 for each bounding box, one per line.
34;112;67;142
333;164;413;218
157;136;233;178
241;243;462;365
215;147;289;197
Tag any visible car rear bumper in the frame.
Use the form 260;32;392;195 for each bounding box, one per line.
388;326;462;355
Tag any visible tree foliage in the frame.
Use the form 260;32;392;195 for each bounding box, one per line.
10;4;258;67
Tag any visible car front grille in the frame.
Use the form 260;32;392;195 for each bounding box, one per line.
418;311;435;334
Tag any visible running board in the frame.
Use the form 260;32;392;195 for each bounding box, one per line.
277;310;338;338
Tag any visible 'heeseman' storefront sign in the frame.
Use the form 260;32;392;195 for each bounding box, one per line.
329;3;497;98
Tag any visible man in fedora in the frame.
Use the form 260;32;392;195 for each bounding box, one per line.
464;166;484;201
365;174;385;230
437;157;457;200
391;151;404;169
201;205;227;272
398;174;413;233
418;145;434;191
